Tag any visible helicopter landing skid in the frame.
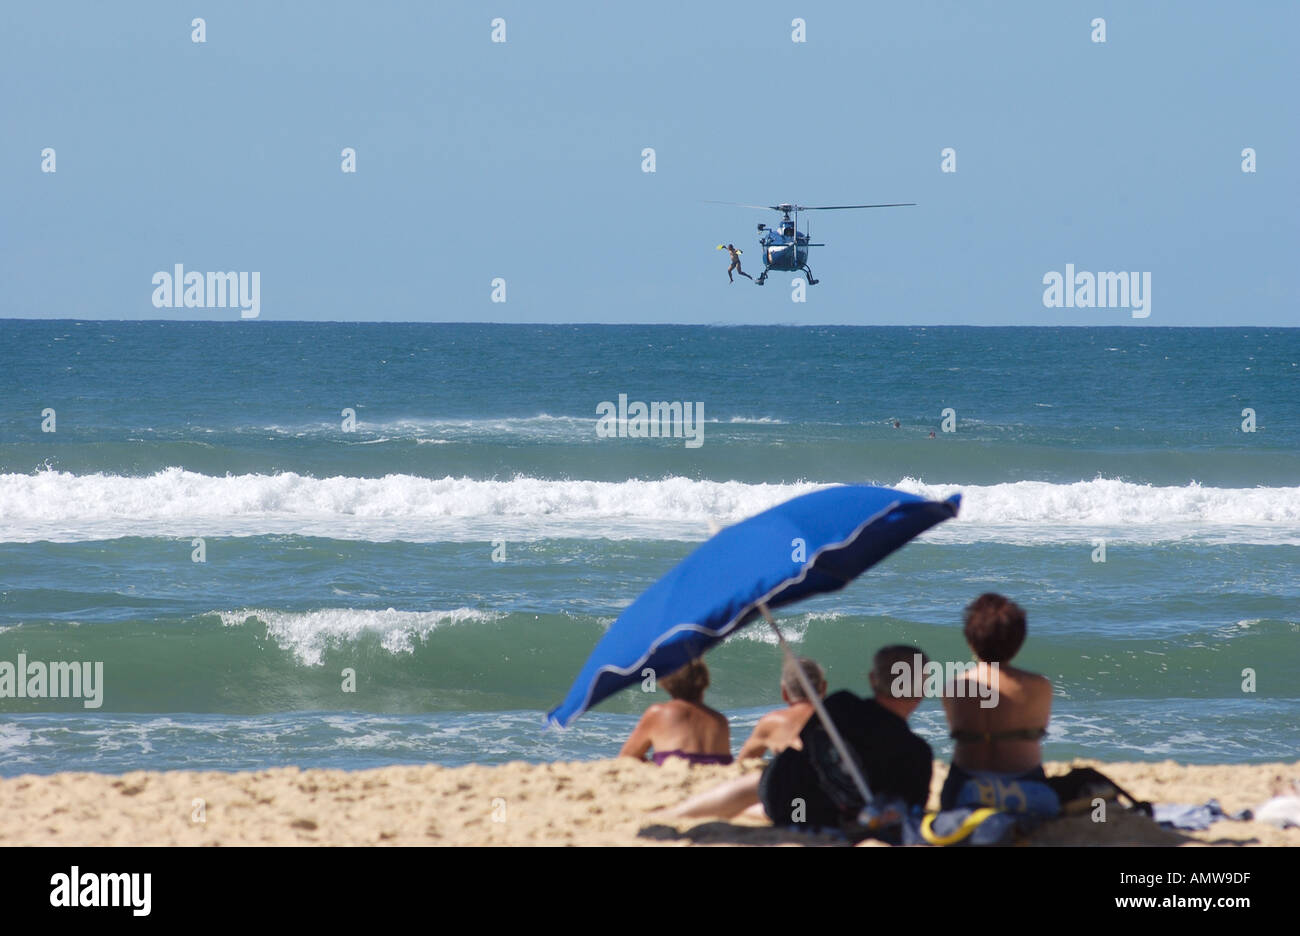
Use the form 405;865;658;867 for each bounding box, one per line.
755;268;818;286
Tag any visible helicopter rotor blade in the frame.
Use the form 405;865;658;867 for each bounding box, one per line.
703;200;780;211
795;203;917;210
706;200;917;212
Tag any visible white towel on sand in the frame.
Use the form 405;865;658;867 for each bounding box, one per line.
1255;795;1300;829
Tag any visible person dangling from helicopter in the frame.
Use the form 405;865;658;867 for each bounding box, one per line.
717;243;753;283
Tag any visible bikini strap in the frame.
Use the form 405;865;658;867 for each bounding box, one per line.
950;727;1047;743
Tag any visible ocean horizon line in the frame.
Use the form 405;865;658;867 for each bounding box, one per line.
2;318;1297;330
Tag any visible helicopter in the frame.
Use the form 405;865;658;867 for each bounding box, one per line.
707;201;915;285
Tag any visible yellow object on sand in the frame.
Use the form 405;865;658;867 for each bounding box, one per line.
919;807;1001;846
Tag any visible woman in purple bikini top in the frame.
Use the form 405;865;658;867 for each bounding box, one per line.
619;659;733;766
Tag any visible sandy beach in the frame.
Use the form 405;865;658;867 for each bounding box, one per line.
2;758;1296;847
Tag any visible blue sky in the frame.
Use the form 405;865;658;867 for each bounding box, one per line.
2;0;1296;325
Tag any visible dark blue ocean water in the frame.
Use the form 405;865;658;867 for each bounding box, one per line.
1;322;1297;773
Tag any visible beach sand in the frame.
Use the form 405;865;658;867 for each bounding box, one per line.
1;758;1296;846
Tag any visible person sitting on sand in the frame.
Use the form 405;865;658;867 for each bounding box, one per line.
619;659;733;766
735;656;826;760
940;593;1057;814
759;644;932;830
661;646;932;828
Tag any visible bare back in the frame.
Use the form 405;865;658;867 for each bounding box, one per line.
619;699;731;761
944;663;1052;773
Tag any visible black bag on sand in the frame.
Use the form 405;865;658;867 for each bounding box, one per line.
1045;766;1154;817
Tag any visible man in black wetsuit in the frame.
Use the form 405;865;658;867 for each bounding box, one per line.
758;644;933;836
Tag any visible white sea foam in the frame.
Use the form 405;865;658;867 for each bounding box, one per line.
2;470;1298;545
894;476;1300;543
0;723;40;756
218;607;504;665
726;610;842;644
199;413;789;441
259;414;597;442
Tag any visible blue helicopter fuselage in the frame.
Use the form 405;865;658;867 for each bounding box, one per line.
759;228;810;271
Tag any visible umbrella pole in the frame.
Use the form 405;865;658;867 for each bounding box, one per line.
757;603;874;809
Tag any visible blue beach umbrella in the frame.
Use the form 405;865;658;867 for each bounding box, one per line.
548;485;960;728
548;483;959;813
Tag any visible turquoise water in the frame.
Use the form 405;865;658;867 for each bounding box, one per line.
1;322;1297;773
